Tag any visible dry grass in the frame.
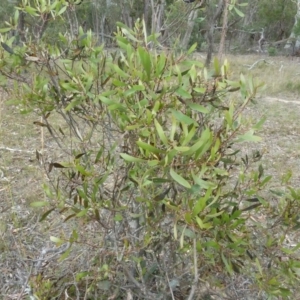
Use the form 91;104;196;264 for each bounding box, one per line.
1;53;300;299
228;54;300;99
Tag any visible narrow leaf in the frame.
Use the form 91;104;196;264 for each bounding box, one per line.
171;109;196;125
39;208;55;221
154;119;168;146
30;201;49;208
136;141;162;154
1;42;14;54
120;153;145;162
170;168;191;189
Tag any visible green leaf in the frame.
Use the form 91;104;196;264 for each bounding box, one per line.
235;130;261;142
108;103;126;111
181;125;196;146
50;236;64;245
149;177;171;183
174;146;190;152
76;208;89;217
253;116;266;130
213;58;220;76
221;252;233;275
112;64;130;78
57;5;67;16
0;28;11;33
120;27;139;42
170;115;177;141
148;160;160;166
136;141;162;154
170;168;191;189
76;271;90;281
154;119;168;146
75;164;91;176
1;42;14;54
64;214;76;222
234;6;245;17
30;201;49;208
138;47;151;80
195;216;212;229
175;87;192;99
120;153;145;162
99;96;117;105
193;87;206;94
188;102;209;114
171;109;196;125
95;147;104;163
59;247;71;261
39;208;55;221
182;127;211;156
124;88;138;97
193;188;212;215
156;54;166;76
255;258;263;276
114;213;123;221
24;6;39;16
187;43;197;55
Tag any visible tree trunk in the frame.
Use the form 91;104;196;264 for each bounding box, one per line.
285;0;300;52
218;0;229;62
150;0;166;35
16;9;26;43
181;9;198;50
66;6;79;39
144;0;151;34
121;0;133;28
205;0;225;67
92;0;100;43
237;0;259;49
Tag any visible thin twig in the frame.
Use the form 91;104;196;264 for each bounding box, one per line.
17;265;34;300
187;239;199;300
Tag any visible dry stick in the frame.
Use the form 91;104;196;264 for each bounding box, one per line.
17;265;34;300
122;263;150;298
187;239;199;300
166;272;176;300
245;58;269;70
218;0;229;62
41;116;44;154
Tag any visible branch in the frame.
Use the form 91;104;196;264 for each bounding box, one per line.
244;59;270;70
121;263;155;299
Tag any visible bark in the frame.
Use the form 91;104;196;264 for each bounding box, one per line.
237;0;259;49
121;0;133;28
17;10;26;43
161;1;205;47
218;0;229;61
66;6;79;39
144;0;151;34
150;0;166;35
205;0;225;67
92;0;100;43
33;12;51;41
258;28;265;53
181;8;198;50
285;0;300;51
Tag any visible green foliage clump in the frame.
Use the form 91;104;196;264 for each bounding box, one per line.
268;46;277;56
1;6;300;299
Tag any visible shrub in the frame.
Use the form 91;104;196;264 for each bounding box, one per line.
1;9;300;300
268;46;277;56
